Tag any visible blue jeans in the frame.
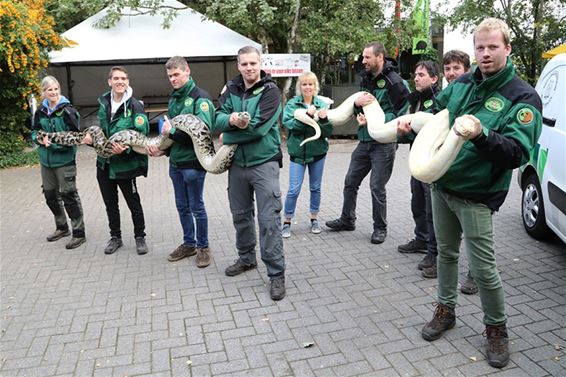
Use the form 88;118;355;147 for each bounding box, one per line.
284;157;326;219
169;165;208;248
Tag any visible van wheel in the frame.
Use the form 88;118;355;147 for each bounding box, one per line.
522;174;550;239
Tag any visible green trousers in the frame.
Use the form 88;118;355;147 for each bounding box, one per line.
41;164;85;238
432;187;506;326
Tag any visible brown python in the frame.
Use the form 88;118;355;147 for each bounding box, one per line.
36;114;237;174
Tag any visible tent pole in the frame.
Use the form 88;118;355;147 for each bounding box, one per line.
66;65;74;104
223;58;228;84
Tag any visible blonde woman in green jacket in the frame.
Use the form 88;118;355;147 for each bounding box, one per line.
281;72;332;238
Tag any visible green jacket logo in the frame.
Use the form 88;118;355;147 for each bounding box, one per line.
377;79;386;89
485;97;504;112
252;87;265;96
423;99;433;109
184;98;194;107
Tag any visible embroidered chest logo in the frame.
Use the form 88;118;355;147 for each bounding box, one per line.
200;102;209;113
252;87;265;96
135;115;145;125
423;99;433;109
484;97;504;112
377;79;386;89
184;98;194;107
517;108;534;125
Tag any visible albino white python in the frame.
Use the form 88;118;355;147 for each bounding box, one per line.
36;114;238;174
409;110;477;183
294;91;420;145
293;92;476;183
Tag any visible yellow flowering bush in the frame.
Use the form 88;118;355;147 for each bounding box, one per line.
0;0;71;157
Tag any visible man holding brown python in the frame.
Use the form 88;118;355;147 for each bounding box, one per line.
398;18;542;368
326;41;409;245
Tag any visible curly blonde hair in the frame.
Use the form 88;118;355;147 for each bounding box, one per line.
295;72;320;96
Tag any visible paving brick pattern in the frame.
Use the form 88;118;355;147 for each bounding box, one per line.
1;141;564;377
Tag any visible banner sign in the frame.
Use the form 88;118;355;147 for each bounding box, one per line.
261;54;311;77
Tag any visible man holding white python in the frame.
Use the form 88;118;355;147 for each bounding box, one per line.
326;41;410;245
398;18;542;368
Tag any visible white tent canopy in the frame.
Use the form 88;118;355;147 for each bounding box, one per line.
47;0;260;108
49;0;261;64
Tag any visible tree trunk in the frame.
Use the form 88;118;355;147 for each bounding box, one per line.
281;0;301;105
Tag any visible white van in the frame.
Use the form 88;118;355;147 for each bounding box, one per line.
518;53;566;243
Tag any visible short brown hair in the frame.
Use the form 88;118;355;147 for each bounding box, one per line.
166;56;189;71
237;46;261;62
108;66;128;79
474;18;511;46
442;50;471;70
364;41;386;57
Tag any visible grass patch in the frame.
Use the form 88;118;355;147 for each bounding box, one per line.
0;148;39;169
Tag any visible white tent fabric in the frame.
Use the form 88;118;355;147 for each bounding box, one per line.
49;0;261;64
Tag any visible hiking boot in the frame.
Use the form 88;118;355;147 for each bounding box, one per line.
167;244;196;262
281;223;291;238
195;247;211;268
104;237;123;254
225;259;257;276
398;238;427;253
371;229;387;244
418;253;436;270
421;303;456;341
461;271;479;295
310;219;322;234
422;264;437;278
135;237;148;255
484;324;510;368
325;218;355;231
270;276;286;301
65;236;86;250
46;228;70;242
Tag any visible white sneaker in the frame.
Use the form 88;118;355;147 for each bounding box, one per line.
281;223;291;238
311;220;322;234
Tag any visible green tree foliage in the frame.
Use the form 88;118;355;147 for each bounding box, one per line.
92;0;423;96
442;0;566;84
0;0;70;160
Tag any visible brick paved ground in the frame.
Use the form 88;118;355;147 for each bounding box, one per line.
1;141;564;377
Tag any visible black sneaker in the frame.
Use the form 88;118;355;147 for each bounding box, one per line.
325;218;355;231
422;264;437;279
65;237;86;249
461;271;479;295
270;276;286;300
484;324;510;368
104;237;123;255
225;259;257;276
371;229;387;244
46;228;70;242
168;244;196;262
418;253;436;270
421;303;456;341
398;239;427;253
135;237;148;255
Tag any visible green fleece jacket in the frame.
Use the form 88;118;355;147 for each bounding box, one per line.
96;91;149;179
434;58;542;211
357;60;410;142
215;72;282;167
32;97;80;168
283;95;332;164
167;78;215;169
